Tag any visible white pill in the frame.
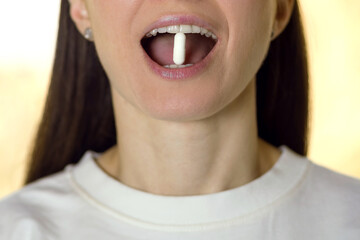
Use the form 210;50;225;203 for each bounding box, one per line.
173;33;186;65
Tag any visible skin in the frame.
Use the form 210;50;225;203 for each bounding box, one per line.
69;0;295;196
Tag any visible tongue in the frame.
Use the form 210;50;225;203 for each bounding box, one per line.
143;34;215;65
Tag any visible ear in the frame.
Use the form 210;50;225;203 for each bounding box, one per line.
68;0;91;36
272;0;295;39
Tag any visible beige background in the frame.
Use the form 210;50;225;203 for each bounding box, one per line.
1;0;360;198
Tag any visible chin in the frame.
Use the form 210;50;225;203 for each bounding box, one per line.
137;90;223;122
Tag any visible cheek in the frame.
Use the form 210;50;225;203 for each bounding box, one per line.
88;1;132;64
224;0;273;47
86;0;145;100
214;0;274;105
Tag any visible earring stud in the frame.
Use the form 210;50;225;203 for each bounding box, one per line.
84;27;94;41
271;31;275;39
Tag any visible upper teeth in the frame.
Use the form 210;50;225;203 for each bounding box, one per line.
145;25;217;40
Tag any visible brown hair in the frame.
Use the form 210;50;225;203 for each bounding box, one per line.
25;0;309;184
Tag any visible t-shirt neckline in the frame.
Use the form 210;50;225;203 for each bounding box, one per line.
68;145;310;227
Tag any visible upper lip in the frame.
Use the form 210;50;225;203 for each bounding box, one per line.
141;14;219;39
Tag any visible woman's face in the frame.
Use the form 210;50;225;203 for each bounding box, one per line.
83;0;277;121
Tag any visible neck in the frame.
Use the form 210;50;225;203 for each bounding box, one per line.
98;80;280;196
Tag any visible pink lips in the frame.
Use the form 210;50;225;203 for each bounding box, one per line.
141;15;220;80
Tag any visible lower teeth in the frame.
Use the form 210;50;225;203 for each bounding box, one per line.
163;64;194;69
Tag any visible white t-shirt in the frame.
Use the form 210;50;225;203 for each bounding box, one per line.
1;145;360;239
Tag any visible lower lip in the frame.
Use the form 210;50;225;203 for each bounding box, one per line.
142;41;219;80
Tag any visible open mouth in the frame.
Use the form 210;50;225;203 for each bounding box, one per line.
141;25;218;69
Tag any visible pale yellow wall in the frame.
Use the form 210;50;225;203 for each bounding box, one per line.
301;0;360;177
1;0;360;198
0;0;61;197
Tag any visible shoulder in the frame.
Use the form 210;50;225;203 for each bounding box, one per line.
296;158;360;225
0;168;78;239
306;160;360;197
283;147;360;199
